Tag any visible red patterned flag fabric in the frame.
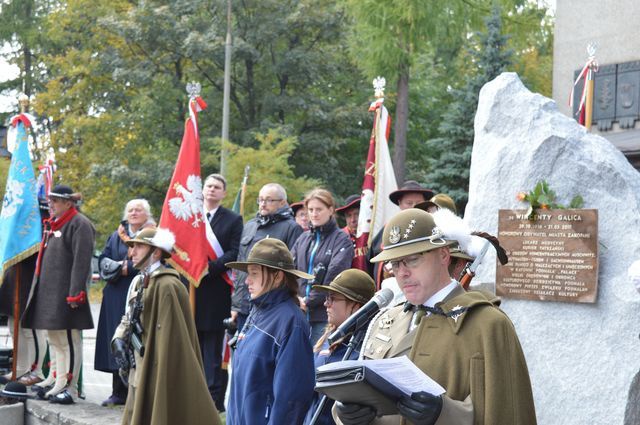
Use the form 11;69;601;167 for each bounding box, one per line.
159;95;210;287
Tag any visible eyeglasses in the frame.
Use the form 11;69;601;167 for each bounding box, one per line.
325;294;347;305
387;253;425;273
257;198;283;205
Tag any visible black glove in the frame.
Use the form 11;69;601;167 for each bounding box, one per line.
397;391;443;425
335;401;376;425
111;337;130;370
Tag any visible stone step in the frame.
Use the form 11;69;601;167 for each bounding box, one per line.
25;398;122;425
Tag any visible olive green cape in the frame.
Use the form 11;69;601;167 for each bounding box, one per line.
122;268;221;425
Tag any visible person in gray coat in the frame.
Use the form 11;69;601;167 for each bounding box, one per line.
22;185;95;404
230;183;303;332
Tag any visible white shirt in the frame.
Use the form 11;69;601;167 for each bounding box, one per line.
409;279;459;331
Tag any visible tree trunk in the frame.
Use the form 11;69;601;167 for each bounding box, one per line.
393;67;409;184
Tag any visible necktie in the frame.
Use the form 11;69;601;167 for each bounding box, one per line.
206;212;211;221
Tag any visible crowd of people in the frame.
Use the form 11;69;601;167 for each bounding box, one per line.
0;176;537;425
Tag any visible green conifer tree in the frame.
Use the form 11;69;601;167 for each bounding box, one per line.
422;5;512;213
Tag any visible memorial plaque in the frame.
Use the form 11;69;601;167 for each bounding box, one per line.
496;209;599;303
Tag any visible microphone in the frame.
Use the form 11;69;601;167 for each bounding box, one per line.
328;288;395;345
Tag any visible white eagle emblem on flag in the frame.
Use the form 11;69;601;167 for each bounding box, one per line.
1;178;25;219
168;174;204;227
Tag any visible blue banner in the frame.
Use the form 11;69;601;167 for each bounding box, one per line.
0;120;42;283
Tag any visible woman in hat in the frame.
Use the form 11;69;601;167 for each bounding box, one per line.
226;238;316;425
303;269;375;425
292;189;354;344
94;199;155;407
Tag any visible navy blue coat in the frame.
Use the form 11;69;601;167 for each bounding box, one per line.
227;288;315;425
94;226;137;372
195;206;243;331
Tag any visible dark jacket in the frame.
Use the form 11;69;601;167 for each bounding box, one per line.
303;339;360;425
227;288;315;425
231;206;302;316
95;226;138;372
23;212;95;330
196;206;243;331
292;218;354;323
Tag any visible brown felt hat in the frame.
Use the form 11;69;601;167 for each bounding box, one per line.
313;269;375;305
290;201;305;214
371;208;455;263
226;238;314;280
415;193;457;215
388;181;434;205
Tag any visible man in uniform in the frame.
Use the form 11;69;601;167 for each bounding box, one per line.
112;227;220;425
22;185;95;404
197;173;243;411
230;183;302;331
369;181;434;287
335;208;536;425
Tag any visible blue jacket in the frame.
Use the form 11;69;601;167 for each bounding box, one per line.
227;288;315;425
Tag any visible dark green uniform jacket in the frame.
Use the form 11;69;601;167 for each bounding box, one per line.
357;285;536;425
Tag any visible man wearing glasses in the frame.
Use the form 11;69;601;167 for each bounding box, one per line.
230;183;303;332
334;208;536;425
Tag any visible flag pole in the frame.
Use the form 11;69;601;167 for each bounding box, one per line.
220;0;233;176
584;43;597;130
11;264;20;380
239;165;249;216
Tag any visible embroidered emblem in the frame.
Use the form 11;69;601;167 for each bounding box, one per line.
168;174;204;228
431;226;444;239
449;305;466;323
388;226;401;244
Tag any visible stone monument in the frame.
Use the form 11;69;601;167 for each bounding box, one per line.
466;72;640;425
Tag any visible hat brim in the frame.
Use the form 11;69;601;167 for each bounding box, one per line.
371;239;455;263
414;200;437;212
312;284;369;304
335;198;361;213
225;260;314;280
1;389;32;399
124;240;172;258
450;250;474;261
388;189;434;205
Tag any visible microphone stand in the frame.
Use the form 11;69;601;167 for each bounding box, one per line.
309;326;368;425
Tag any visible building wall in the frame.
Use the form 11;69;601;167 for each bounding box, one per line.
553;1;640;118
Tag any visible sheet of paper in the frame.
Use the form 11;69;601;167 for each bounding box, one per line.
317;355;446;396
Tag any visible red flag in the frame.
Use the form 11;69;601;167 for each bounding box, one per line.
159;96;210;287
352;95;399;271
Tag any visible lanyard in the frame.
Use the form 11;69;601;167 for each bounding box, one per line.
305;232;321;320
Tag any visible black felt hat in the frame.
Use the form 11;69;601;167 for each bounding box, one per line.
388;181;434;205
48;184;74;200
1;381;31;399
335;194;361;214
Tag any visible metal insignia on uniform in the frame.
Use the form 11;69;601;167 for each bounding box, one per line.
450;305;466;323
379;316;394;329
375;333;391;342
53;231;62;238
388;226;401;244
